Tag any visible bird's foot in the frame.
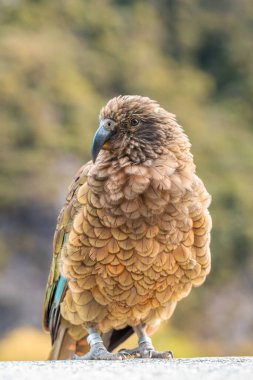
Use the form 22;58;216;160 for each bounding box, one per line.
73;342;132;360
119;341;173;359
139;345;173;359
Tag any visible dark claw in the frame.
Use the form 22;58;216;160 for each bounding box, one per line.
166;351;174;359
118;349;136;359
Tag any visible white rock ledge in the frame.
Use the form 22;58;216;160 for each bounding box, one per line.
1;357;253;380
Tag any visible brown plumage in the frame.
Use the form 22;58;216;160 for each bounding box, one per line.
43;95;211;360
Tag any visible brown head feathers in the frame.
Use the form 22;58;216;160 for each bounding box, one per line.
97;95;190;164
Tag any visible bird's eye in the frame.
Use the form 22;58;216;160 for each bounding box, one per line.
130;118;139;126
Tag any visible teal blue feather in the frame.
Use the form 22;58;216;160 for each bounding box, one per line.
54;275;67;306
48;275;68;343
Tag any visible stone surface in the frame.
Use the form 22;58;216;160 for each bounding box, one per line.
1;357;253;380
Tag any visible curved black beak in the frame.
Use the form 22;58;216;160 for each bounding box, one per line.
92;119;115;163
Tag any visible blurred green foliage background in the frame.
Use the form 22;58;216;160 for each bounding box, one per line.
1;0;253;360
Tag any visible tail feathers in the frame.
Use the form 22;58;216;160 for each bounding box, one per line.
48;323;89;360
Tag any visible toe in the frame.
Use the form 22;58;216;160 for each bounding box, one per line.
72;353;92;360
96;352;123;360
72;354;81;360
111;353;123;360
141;349;153;359
150;350;173;359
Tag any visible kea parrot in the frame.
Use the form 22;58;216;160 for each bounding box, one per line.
43;95;211;360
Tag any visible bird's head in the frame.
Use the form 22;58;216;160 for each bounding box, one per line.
92;95;185;164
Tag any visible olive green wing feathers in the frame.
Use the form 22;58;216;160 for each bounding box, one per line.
42;162;91;342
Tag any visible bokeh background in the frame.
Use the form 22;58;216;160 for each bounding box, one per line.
1;0;253;360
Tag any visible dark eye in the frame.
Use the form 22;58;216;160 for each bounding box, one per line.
130;118;139;126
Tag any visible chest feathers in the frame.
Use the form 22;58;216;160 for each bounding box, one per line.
84;151;195;252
